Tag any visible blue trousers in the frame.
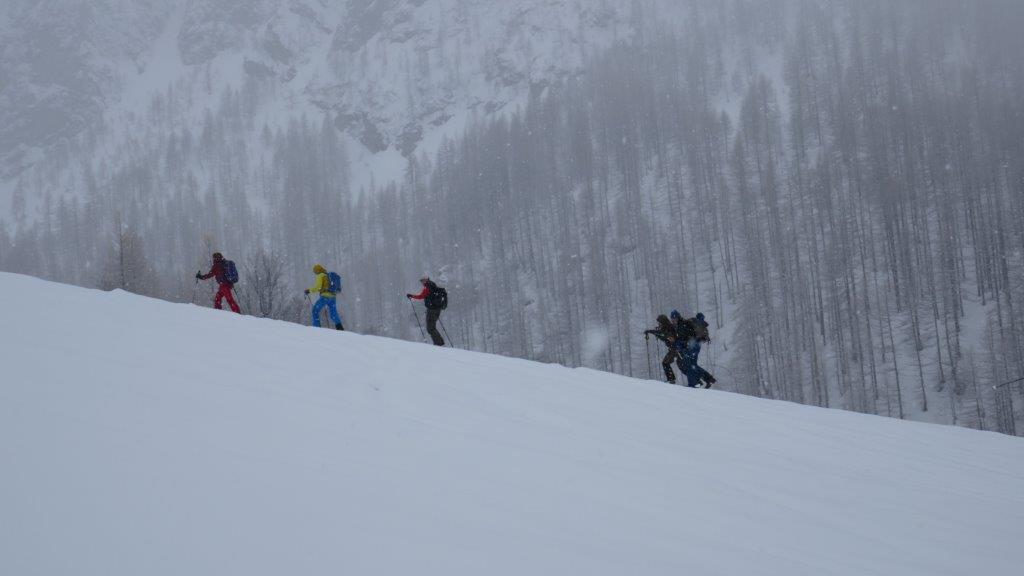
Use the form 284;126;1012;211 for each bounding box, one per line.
676;341;709;387
312;296;342;327
677;360;713;388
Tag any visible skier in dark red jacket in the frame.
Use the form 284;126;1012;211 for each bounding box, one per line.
196;252;241;313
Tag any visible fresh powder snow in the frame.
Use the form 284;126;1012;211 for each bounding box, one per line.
2;271;1022;575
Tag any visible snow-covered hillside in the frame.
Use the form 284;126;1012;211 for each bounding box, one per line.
2;271;1022;575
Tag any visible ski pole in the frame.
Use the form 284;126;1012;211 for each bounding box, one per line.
439;317;454;349
191;276;198;304
645;335;653;380
993;376;1024;390
410;300;427;342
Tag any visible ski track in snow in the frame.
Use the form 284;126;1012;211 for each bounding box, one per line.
1;271;1023;576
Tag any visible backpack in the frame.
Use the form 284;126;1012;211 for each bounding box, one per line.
425;285;448;310
675;318;696;343
692;320;710;343
223;260;239;284
327;271;342;294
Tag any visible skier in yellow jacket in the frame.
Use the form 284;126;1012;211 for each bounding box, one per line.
304;264;344;330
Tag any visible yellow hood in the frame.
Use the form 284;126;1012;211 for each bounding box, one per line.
313;264;326;274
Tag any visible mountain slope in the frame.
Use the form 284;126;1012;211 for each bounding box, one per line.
1;272;1022;575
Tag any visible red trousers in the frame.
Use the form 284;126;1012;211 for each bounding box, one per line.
215;283;241;313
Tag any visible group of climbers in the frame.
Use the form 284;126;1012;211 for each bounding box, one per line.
194;252;448;346
644;310;715;388
194;252;712;381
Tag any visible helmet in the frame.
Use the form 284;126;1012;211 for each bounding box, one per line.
696;312;705;322
670;310;681;320
212;252;224;261
420;276;430;284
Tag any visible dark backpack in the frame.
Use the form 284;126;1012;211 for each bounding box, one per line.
327;271;342;294
692;320;710;342
675;319;696;343
425;285;448;310
223;260;239;284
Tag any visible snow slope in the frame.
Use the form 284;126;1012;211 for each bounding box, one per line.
1;272;1023;575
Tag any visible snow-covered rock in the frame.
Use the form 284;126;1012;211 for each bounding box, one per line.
0;0;175;176
0;0;673;182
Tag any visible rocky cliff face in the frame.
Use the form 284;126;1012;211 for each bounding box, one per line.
308;0;637;156
0;0;175;176
0;0;673;184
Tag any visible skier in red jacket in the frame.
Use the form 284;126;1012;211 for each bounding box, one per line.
196;252;240;313
407;277;445;346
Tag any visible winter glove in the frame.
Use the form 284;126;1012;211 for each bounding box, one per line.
406;294;413;300
195;272;202;280
304;289;310;295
